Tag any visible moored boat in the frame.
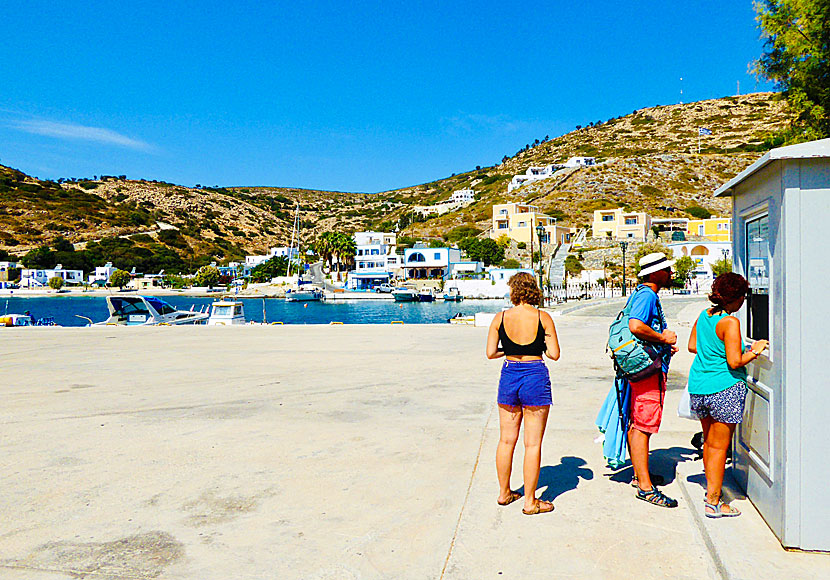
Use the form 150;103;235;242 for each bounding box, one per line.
417;288;435;302
207;300;247;325
448;312;475;325
95;295;209;326
442;287;463;301
285;287;323;302
392;287;418;302
0;313;33;327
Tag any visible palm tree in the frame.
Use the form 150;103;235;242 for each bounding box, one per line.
334;233;356;277
314;232;336;272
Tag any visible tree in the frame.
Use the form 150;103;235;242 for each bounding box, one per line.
564;255;584;276
109;269;131;288
673;256;696;287
52;236;74;252
193;265;220;288
48;276;64;290
458;237;504;266
755;0;830;142
686;205;712;219
711;257;733;277
500;258;521;269
250;256;289;283
651;225;661;240
314;232;336;271
445;225;482;243
494;234;511;249
21;246;56;269
331;232;356;277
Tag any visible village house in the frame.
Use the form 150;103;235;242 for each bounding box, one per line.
20;265;84;288
592;208;651;240
490;203;575;246
686;217;732;242
349;231;401;290
402;246;462;280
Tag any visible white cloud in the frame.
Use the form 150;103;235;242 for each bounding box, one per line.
10;119;153;151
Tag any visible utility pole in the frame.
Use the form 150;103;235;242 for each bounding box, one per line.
620;240;629;297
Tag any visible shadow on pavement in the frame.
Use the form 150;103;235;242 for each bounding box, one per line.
517;456;594;502
604;445;698;486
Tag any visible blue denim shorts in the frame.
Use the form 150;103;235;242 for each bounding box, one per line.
498;359;552;407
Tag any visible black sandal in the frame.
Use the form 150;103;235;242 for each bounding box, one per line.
636;486;678;508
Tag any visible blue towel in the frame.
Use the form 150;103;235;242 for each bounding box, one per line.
595;377;631;468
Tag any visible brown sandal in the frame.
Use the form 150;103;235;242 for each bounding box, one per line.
522;500;554;515
497;491;522;506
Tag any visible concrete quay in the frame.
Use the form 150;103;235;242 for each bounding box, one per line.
1;298;827;579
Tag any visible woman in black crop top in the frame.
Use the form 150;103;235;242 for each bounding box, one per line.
486;273;560;515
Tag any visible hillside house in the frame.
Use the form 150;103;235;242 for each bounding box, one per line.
490;203;573;246
349;231;401;290
88;262;118;285
403;246;462;279
508;165;563;192
414;189;476;217
563;156;596;168
686;217;732;242
592;208;651;240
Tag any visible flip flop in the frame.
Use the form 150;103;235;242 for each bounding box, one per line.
497;491;522;506
522;500;554;515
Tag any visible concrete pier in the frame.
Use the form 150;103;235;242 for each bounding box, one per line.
1;299;827;579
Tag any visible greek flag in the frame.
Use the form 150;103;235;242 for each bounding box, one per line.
699;127;712;136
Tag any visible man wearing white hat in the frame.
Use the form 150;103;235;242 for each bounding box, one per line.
627;252;679;508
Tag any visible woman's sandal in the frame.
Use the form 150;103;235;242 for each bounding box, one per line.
522;500;554;515
631;473;666;487
635;486;678;508
704;499;741;518
497;491;522;506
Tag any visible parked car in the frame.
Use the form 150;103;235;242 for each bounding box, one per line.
374;283;394;293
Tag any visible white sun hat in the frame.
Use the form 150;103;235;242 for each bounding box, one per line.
637;252;676;277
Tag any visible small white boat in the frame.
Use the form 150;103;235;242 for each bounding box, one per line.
0;313;33;327
285;287;323;302
448;313;475;325
95;295;209;326
207;300;246;325
442;287;463;301
392;287;418;302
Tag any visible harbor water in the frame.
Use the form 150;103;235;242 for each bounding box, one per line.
1;296;509;327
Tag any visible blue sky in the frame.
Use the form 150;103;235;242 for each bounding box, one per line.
1;1;773;193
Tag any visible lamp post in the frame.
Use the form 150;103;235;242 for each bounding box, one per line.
536;223;545;306
620;240;629;297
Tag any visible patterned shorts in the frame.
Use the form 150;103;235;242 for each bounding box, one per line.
690;380;748;424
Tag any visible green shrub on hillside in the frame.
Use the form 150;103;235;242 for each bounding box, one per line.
638;185;661;197
685;205;711;219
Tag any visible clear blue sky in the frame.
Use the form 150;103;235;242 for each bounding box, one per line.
1;1;774;193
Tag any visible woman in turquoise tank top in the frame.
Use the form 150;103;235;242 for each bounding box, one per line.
687;273;768;519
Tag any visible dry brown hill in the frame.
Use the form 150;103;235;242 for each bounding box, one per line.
1;92;792;263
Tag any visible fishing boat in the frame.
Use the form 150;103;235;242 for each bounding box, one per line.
207;300;246;325
392;287;418;302
442;287;463;301
95;295;209;326
417;288;435;302
0;313;33;327
285;287;323;302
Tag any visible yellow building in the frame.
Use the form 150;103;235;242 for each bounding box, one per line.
686;217;732;242
592;208;651;240
491;203;574;245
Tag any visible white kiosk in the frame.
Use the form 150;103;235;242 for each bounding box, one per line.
715;138;830;551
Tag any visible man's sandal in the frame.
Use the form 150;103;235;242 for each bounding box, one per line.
636;486;678;508
497;491;522;506
704;499;741;518
522;500;554;515
631;473;666;487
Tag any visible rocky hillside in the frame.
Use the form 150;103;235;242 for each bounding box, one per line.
1;92;792;263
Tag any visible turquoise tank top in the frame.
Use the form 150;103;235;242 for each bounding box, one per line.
688;310;747;395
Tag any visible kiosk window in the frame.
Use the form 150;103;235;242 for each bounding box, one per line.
746;214;770;340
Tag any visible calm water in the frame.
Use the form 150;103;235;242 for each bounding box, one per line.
1;295;508;327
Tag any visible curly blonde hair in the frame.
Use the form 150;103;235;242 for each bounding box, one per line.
508;272;542;306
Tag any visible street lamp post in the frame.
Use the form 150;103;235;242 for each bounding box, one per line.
536;223;545;306
620;240;629;297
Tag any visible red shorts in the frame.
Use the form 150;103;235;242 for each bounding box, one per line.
629;373;666;434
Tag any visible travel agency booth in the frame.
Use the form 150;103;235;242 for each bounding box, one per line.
715;138;829;551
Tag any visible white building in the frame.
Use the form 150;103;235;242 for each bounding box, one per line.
449;189;476;203
508;164;563;192
245;246;300;268
89;262;118;285
402;247;463;279
20;265;84;288
563;156;596;168
667;241;731;279
349;232;401;290
0;261;20;282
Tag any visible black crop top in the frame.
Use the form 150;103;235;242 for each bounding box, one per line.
498;311;546;356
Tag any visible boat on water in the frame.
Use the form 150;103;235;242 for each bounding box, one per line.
1;313;33;327
285;287;323;302
392;287;418;302
442;287;463;301
95;295;209;326
417;288;435;302
448;312;475;325
207;300;246;325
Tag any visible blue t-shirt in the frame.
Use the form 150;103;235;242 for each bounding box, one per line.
628;286;671;372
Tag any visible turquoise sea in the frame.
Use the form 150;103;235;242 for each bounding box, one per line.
1;295;508;327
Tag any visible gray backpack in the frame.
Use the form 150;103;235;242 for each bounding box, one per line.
607;286;665;381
